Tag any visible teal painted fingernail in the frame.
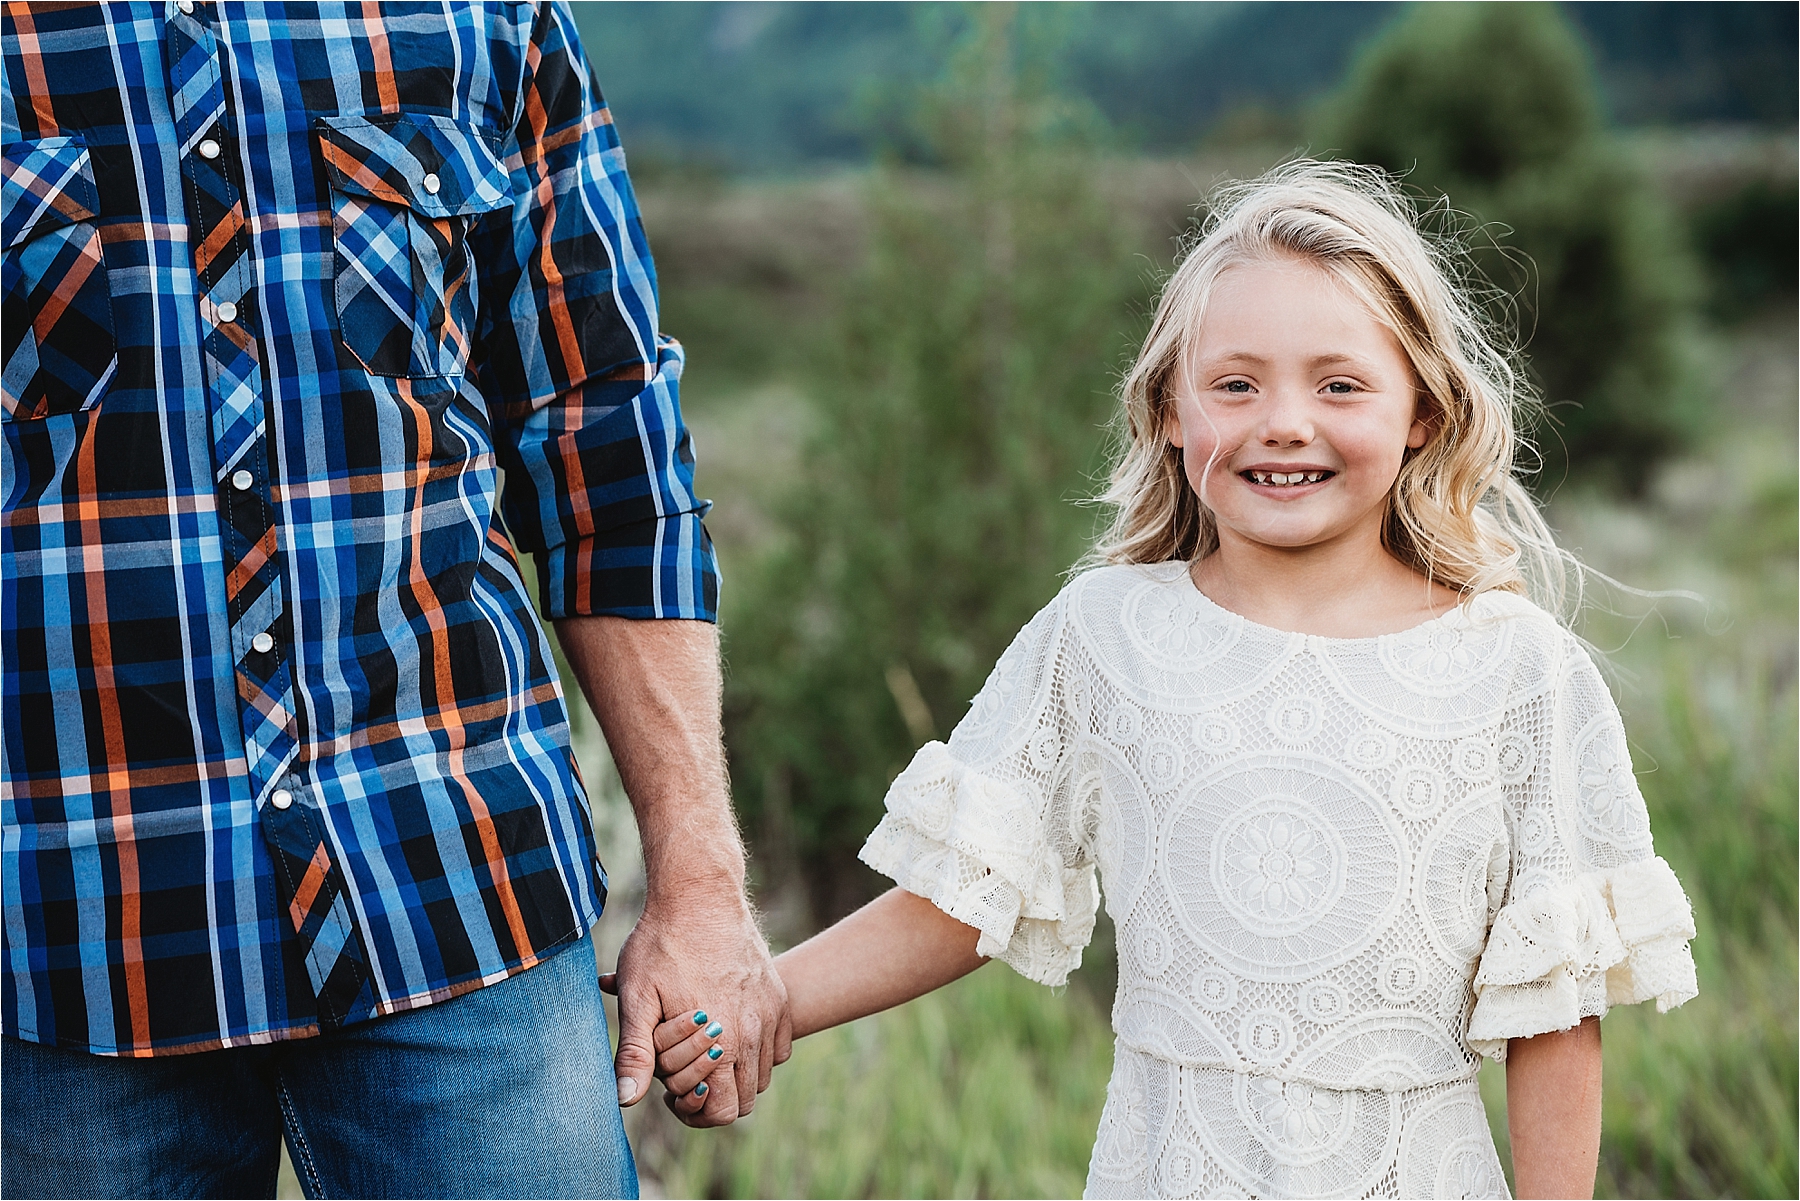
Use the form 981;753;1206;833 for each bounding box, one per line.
692;1010;707;1025
705;1021;723;1038
707;1045;723;1061
694;1081;708;1097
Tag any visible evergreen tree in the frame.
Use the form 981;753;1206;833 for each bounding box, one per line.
722;7;1140;919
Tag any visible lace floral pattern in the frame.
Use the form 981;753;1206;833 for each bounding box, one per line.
1223;807;1337;922
860;562;1698;1198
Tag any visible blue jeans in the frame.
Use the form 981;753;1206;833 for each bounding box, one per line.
1;935;637;1199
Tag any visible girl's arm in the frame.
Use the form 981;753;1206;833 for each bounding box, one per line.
778;887;987;1037
656;888;986;1117
1505;1016;1603;1199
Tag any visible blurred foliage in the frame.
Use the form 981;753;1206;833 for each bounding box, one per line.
719;8;1142;919
1319;1;1703;493
1566;0;1800;127
1690;177;1800;321
574;3;1797;173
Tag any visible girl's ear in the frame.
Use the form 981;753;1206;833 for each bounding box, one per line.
1163;388;1188;449
1406;388;1434;450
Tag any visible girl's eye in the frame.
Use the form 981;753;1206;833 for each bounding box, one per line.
1223;380;1252;393
1325;381;1356;395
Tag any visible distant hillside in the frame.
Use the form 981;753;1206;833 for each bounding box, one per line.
572;1;1799;173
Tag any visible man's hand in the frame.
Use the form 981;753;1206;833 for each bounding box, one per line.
603;890;790;1124
556;615;792;1126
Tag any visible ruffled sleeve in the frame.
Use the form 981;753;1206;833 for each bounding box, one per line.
1467;637;1698;1060
858;593;1097;986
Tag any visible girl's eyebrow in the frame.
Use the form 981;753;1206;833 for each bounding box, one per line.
1195;350;1272;368
1309;352;1378;372
1195;350;1382;375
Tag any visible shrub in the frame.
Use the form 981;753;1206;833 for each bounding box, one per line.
1691;177;1800;321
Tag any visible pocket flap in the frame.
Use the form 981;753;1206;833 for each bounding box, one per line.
316;114;512;218
3;136;99;250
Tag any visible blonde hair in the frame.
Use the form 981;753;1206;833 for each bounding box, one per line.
1093;158;1575;617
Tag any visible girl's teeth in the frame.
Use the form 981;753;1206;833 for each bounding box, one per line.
1249;471;1326;486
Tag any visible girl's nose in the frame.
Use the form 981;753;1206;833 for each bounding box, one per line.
1258;390;1314;446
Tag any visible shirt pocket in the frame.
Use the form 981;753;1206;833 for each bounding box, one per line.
316;114;513;380
2;135;118;423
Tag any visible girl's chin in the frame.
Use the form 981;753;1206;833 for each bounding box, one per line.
1214;518;1375;552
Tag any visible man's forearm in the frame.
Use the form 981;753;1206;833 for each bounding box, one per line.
554;615;745;897
552;613;789;1124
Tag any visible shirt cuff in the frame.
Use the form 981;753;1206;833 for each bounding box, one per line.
537;510;719;621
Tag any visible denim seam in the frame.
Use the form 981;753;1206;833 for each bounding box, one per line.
275;1079;326;1199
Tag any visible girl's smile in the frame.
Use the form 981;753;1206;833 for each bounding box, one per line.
1167;256;1428;557
1238;465;1335;491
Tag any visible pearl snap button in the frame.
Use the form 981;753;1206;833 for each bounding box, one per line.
178;0;194;13
198;138;220;160
271;789;293;810
231;469;253;491
217;300;238;323
251;631;274;654
422;172;441;195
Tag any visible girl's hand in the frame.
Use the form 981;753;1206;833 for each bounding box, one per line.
651;1008;728;1113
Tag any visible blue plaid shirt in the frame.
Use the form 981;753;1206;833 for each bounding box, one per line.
2;1;716;1055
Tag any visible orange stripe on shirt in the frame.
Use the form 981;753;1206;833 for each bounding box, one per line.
226;526;277;602
398;380;535;962
289;843;332;932
8;4;61;138
519;57;607;616
318;143;408;206
76;427;152;1053
194;203;244;277
362;0;398;114
522;86;589;406
31;233;102;340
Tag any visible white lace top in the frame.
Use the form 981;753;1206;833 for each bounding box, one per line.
861;562;1698;1199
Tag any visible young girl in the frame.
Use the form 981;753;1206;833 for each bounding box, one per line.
660;160;1698;1199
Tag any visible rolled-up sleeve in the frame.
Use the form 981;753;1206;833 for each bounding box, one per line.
474;0;717;621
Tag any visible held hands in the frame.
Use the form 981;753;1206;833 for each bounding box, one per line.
610;887;991;1121
599;891;792;1127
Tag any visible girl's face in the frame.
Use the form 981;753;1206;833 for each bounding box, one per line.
1168;257;1428;559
